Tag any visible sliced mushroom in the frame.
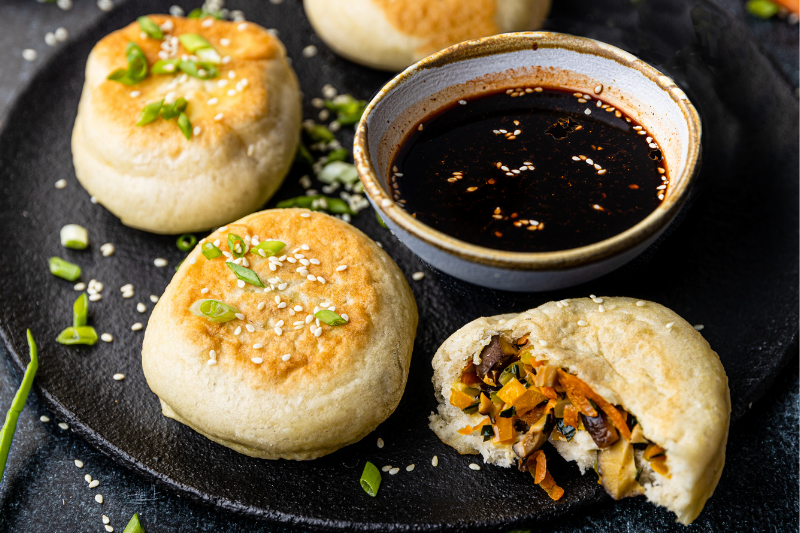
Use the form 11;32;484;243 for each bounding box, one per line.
476;336;517;385
513;412;553;460
596;437;645;499
582;411;619;449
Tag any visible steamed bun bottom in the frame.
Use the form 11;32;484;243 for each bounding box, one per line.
451;334;670;501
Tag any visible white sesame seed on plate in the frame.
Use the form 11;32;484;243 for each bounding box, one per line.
90;480;101;490
97;0;113;11
377;437;384;448
112;373;125;381
431;456;439;467
382;465;391;472
131;323;143;331
584;108;591;115
45;33;57;47
406;464;415;472
58;422;69;430
302;45;318;58
84;474;92;483
153;258;168;267
411;272;425;281
469;463;481;471
282;354;291;361
235;313;245;320
665;322;675;329
389;468;400;475
22;49;38;62
458;100;467;105
74;282;86;291
40;415;50;423
74;459;84;468
95;494;103;504
636;301;646;307
100;333;113;343
102;515;110;525
55;179;67;189
136;303;146;313
694;324;705;331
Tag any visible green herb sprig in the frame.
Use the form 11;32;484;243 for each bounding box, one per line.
315;310;348;326
0;330;38;483
190;299;239;323
226;263;265;287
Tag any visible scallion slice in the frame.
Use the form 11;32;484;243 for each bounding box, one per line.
295;142;314;166
49;257;81;281
107;42;148;85
160;97;187;120
152;58;180;74
462;402;480;414
201;242;223;259
251;240;286;258
137;100;163;126
176;234;197;252
303;123;335;143
359;461;381;497
746;0;780;18
0;330;38;482
56;326;98;346
227;234;247;258
276;195;355;216
178;33;212;53
480;424;494;441
226;263;265;287
187;8;223;19
376;212;387;229
60;224;89;249
137;16;163;39
190;299;239;323
499;406;516;418
73;293;88;328
122;513;145;533
326;147;349;162
314;310;348;326
196;47;221;64
318;161;359;185
178;59;218;79
177;112;192;140
324;94;367;126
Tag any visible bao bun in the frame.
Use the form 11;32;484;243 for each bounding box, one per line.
304;0;552;71
430;298;730;525
72;16;301;234
143;209;418;459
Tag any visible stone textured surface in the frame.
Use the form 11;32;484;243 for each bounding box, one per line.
0;0;797;532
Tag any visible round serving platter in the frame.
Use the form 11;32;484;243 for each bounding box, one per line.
0;0;796;531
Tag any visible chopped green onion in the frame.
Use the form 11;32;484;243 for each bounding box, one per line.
251;240;286;258
326;147;349;162
359;461;381;497
179;33;212;53
303;123;335;143
462;402;480;414
746;0;780;18
137;100;163;126
499;361;523;386
489;391;502;403
226;263;265;287
107;42;148;85
499;406;516;418
196;47;221;64
178;59;218;79
480;424;494;441
73;293;88;328
137;16;163;39
160;97;187;120
201;242;223;259
376;212;387;229
49;257;81;281
295;142;314;166
0;330;38;482
187;8;223;19
189;299;239;323
318;161;359;185
324;94;367;126
276;195;355;215
227;234;247;258
177;113;192;140
151;58;180;74
60;224;89;249
556;418;576;442
176;234;197;252
314;310;348;326
56;326;98;345
122;513;145;533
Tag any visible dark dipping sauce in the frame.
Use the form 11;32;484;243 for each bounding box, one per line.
389;88;668;252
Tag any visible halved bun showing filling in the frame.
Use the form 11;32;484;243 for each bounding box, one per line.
429;298;730;525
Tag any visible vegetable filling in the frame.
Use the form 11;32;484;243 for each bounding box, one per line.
451;335;670;501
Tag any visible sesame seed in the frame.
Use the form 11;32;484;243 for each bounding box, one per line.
377;438;384;448
74;459;84;468
593;297;603;303
278;302;287;309
389;468;400;475
214;113;224;121
469;463;481;471
538;339;548;346
251;357;263;364
88;294;102;302
100;243;115;257
300;258;310;266
282;354;291;361
58;422;69;430
382;465;392;472
235;313;245;320
665;322;675;329
97;0;113;11
103;515;110;525
636;301;646;307
112;374;125;381
301;213;311;218
154;258;168;267
84;474;92;483
694;324;705;331
237;280;245;288
207;359;217;366
193;126;201;136
22;49;37;62
234;326;242;335
432;456;439;467
598;305;605;312
307;275;316;281
406;464;415;471
245;324;255;332
101;333;113;343
594;84;603;94
577;320;588;326
131;323;143;331
207;97;219;105
458;100;467;105
220;38;231;46
584;108;591;115
55;179;67;189
411;272;425;281
597;169;607;175
74;282;86;291
95;494;103;504
40;415;50;423
278;283;288;290
45;32;57;47
209;350;217;359
136;303;146;313
314;327;322;337
305;315;314;324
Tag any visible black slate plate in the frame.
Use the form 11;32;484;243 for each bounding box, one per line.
0;0;796;531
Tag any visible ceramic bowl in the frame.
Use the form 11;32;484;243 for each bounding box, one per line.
354;32;701;292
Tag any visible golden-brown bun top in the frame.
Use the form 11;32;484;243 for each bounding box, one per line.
166;209;399;392
85;16;284;151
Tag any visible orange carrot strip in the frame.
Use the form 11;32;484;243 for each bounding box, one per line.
456;417;491;435
539;386;558;399
539;471;565;501
585;393;631;441
556;369;598;417
534;450;547;484
563;404;579;428
556;369;631;441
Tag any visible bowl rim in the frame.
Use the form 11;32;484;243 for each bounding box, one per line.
353;31;702;271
